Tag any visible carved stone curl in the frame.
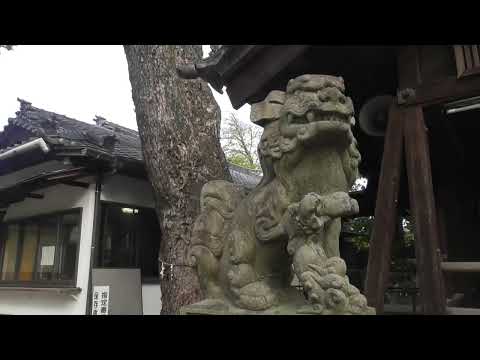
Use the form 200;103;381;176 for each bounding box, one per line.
181;74;374;315
285;192;374;315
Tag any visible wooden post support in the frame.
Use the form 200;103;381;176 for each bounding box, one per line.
365;103;405;313
403;105;446;315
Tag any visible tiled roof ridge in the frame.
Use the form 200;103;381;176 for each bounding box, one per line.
13;100;134;144
16;99;112;133
1;100;261;188
0;99;143;162
227;161;262;175
14;99;136;136
93;115;139;139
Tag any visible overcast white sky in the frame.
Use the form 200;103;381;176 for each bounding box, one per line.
0;45;369;188
0;45;251;131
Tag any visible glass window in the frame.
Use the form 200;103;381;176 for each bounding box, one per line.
1;224;20;281
36;216;59;281
58;213;81;281
99;204;160;281
0;210;81;286
18;223;39;281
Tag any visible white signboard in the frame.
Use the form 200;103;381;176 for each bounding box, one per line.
92;286;110;315
40;246;55;266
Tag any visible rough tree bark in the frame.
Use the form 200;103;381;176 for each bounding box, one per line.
124;45;231;314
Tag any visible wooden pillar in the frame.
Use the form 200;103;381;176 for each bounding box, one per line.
365;103;405;313
403;105;446;314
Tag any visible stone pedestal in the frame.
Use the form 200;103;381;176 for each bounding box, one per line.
181;288;309;315
180;289;375;315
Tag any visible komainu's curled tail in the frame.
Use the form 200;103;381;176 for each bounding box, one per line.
188;180;247;299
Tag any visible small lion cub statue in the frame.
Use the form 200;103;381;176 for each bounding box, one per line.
284;192;375;315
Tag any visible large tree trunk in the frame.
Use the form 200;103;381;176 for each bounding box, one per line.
124;45;231;314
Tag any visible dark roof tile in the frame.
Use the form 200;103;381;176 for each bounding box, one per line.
0;100;261;188
3;100;144;162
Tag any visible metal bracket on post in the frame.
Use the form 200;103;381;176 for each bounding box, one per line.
397;88;416;105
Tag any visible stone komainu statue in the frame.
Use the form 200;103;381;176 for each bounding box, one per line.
187;74;374;315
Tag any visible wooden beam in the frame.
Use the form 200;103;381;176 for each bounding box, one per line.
0;166;91;207
446;307;480;315
463;46;473;70
401;75;480;108
365;103;405;313
441;262;480;273
397;46;422;88
472;46;480;67
396;46;480;107
61;180;90;189
455;45;480;78
454;46;466;78
403;105;446;314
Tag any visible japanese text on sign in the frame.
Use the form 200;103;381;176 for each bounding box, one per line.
92;286;110;315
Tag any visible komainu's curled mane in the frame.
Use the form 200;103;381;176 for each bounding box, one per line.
187;74;373;314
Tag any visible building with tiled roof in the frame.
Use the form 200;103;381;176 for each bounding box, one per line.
0;99;261;315
0;99;260;188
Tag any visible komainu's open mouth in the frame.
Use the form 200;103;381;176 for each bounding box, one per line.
279;75;355;144
288;110;351;125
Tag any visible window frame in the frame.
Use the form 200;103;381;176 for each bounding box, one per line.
453;45;480;78
0;208;83;288
98;201;160;283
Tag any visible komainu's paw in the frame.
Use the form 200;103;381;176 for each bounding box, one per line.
348;294;376;315
234;281;278;311
324;288;348;312
227;264;257;288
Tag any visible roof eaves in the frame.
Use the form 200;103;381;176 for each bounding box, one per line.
175;46;268;95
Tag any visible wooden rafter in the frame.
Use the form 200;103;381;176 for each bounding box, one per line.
454;45;480;78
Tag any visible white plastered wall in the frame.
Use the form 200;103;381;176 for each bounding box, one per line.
0;180;96;315
0;173;162;315
101;174;155;209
